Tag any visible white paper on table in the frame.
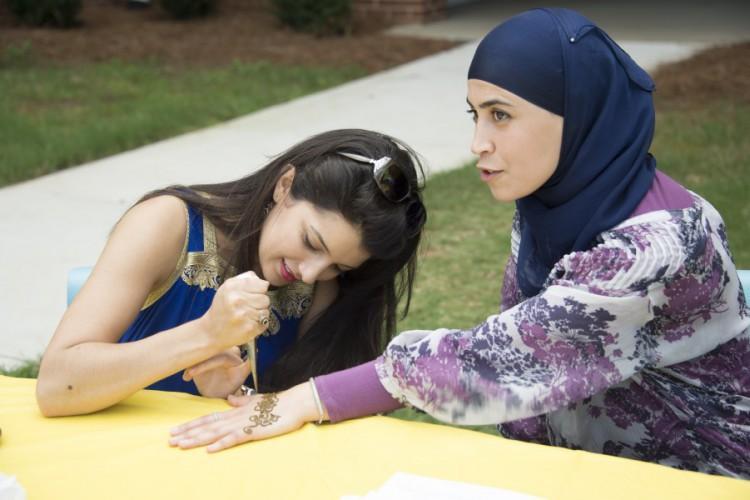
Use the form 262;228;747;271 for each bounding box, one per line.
0;474;27;500
341;472;542;500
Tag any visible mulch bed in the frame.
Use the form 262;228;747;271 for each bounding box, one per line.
1;1;746;102
653;41;750;108
0;0;458;72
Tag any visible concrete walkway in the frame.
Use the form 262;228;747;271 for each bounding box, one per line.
1;1;748;366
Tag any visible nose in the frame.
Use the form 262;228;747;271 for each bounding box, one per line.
298;257;329;285
470;120;493;157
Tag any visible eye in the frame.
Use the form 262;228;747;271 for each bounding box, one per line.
302;233;317;252
466;108;477;123
492;110;510;122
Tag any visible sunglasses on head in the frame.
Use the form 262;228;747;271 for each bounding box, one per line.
338;151;412;203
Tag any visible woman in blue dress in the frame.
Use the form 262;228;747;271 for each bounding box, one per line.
36;129;427;417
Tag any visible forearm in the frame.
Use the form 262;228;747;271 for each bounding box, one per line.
37;318;217;416
314;361;402;422
378;288;653;426
287;363;403;424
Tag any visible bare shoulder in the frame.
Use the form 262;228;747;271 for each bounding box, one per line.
46;195;190;348
104;194;189;291
116;195;187;255
119;195;187;235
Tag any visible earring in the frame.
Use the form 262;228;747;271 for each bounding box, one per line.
263;202;274;216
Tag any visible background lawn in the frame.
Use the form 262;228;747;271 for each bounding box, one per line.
0;1;454;186
0;58;363;185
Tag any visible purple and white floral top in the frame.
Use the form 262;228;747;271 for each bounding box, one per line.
316;172;750;478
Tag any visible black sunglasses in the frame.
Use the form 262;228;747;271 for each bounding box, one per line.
338;151;412;203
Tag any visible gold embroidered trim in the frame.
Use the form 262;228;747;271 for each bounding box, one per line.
264;281;314;336
180;216;227;290
142;203;190;310
182;253;223;290
203;214;218;254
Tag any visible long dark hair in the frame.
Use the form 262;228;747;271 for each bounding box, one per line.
140;129;426;391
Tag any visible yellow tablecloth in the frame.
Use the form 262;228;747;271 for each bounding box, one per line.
1;375;748;499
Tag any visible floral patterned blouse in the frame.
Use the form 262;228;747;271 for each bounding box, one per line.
375;193;750;478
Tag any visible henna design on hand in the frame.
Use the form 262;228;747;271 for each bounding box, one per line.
243;393;280;435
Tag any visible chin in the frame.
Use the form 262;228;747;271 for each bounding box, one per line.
488;186;517;203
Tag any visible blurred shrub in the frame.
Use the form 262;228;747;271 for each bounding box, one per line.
0;41;34;68
271;0;352;36
5;0;82;27
160;0;216;19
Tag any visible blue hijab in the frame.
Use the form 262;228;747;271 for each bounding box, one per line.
468;8;656;297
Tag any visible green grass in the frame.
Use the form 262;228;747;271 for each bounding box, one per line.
0;57;363;186
400;164;514;332
652;101;750;268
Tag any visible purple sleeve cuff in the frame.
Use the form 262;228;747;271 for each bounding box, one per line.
314;359;403;422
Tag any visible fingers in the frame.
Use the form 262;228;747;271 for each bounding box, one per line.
220;285;270;313
170;411;227;436
206;431;245;453
173;426;235;450
169;410;252;451
182;353;246;381
205;271;273;347
223;273;271;326
243;293;271;310
231;271;270;294
227;394;253;407
248;302;271;335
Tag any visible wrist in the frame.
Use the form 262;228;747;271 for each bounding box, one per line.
287;381;328;423
192;314;222;356
307;377;327;424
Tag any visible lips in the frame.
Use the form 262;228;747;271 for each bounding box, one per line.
279;259;297;283
478;166;503;182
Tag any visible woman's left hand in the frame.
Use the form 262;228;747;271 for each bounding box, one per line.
168;382;322;452
182;348;250;399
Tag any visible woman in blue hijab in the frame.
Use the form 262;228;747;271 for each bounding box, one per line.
169;9;750;478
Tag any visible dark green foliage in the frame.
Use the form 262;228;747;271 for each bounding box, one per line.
159;0;216;19
271;0;352;36
5;0;82;27
0;359;40;379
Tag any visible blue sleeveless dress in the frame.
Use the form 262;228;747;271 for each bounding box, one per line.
118;203;314;395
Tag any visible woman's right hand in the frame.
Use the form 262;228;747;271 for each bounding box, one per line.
198;271;271;351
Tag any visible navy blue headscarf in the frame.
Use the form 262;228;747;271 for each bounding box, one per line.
468;8;656;297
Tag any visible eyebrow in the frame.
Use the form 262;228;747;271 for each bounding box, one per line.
466;97;513;108
309;224;355;271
